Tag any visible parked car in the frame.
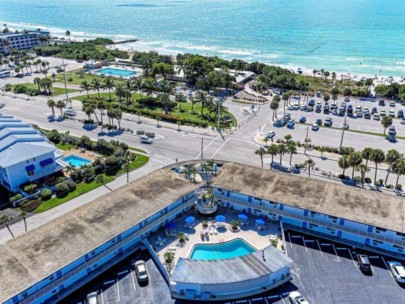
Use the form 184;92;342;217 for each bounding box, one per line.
308;99;315;107
287;120;295;128
356;105;362;112
289;291;309;304
267;131;276;139
86;292;98;304
356;254;372;273
316;118;322;126
134;260;149;282
389;109;395;117
300;104;307;111
379;99;385;106
400;118;405;124
389;100;396;107
331;103;338;110
373;113;380;121
380;109;387;116
64;106;77;116
324;117;333;127
315;104;322;113
140;135;153;144
398;110;404;118
356;110;363;118
299;116;306;123
344;97;350;102
371;107;378;114
311;123;319;131
323;104;330;114
0;103;5;109
284;113;291;120
364;111;371;119
343;122;350;130
338;106;345;116
292;103;300;110
387;261;405;284
388;126;396;136
332;108;338;115
347;105;353;116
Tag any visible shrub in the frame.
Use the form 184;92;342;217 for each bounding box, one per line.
104;156;120;168
386;184;393;189
23;184;38;194
64;180;77;192
364;177;372;184
83;167;96;182
55;182;69;198
378;179;384;186
56;176;68;184
396;184;402;190
40;188;53;201
136;130;145;135
113;147;124;157
353;176;361;183
10;194;23;203
47;129;62;144
70;169;83;182
145;132;155;138
13;84;28;94
338;174;346;180
19;199;42;212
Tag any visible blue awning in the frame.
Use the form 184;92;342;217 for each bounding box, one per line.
40;158;54;166
25;164;35;171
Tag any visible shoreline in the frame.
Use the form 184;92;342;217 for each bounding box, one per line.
4;22;404;83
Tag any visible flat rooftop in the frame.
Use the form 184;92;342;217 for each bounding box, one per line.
171;245;292;284
0;169;198;302
212;162;405;233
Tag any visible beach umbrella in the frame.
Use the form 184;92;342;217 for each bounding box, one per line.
185;216;195;224
255;218;265;226
238;214;248;221
215;215;226;222
166;221;176;230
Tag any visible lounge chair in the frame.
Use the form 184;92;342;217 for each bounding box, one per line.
214;228;218;235
209;227;214;235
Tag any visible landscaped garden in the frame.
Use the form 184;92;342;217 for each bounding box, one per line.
9;129;149;213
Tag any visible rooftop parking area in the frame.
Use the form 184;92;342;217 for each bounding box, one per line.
284;229;405;303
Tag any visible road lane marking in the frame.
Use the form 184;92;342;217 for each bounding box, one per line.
267;295;279;299
332;244;340;262
304;239;315;242
336;247;347;250
101;290;105;304
287;232;292;248
348;250;357;266
369;256;379;259
316;240;324;257
280;295;286;304
117;270;129;275
381;257;393;277
302;236;308;253
291;235;301;238
130;269;137;291
116;279;120;302
104;280;115;285
321;243;331;246
211;138;229;159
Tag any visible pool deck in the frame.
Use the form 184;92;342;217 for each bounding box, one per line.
149;208;285;273
63;149;99;161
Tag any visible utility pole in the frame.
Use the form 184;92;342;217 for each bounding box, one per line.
62;58;69;104
217;98;221;132
339;111;348;150
304;126;309;153
201;137;204;179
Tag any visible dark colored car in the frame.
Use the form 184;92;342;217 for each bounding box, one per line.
379;99;385;106
316;118;322;126
324;117;333;127
356;254;372;273
398;110;404;118
308;99;315;107
299;116;306;123
372;107;378;114
347;105;353;116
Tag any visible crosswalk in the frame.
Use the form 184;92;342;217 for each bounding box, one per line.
151;153;175;165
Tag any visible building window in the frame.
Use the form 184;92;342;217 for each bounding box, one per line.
27;170;35;176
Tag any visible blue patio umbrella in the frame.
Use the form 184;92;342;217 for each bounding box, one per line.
185;216;195;224
215;215;226;222
238;214;248;221
255;218;265;226
166;221;177;230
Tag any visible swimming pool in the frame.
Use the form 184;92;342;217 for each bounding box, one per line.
98;68;135;77
62;155;92;168
189;239;256;260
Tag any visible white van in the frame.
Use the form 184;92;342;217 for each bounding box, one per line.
86;292;98;304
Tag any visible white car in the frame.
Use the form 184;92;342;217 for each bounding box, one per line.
400;118;405;124
64;106;77;116
389;109;396;117
289;291;309;304
86;292;98;304
311;123;319;131
380;109;387;116
373;113;380;120
267;131;276;138
134;260;149;282
387;261;405;284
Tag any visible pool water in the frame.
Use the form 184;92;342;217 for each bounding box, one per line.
62;155;92;168
189;239;256;260
98;68;135;77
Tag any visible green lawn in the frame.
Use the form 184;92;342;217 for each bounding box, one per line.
34;174;114;213
56;143;73;151
55;69;126;86
76;92;237;127
12;83;78;97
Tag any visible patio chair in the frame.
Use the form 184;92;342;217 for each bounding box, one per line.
214;228;218;235
209;227;214;235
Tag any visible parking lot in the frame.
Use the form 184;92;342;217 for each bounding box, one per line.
284;229;405;304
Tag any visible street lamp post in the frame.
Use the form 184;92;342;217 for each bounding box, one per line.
61;58;69;104
304;126;309;153
339;110;348;150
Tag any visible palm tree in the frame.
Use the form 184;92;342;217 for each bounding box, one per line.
19;210;28;232
34;77;41;91
385;149;400;184
97;100;106;129
80;80;91;99
381;116;393;135
65;30;71;41
267;144;279;170
319;146;327;158
393;159;405;189
370;149;385;185
278;144;287;166
56;100;65;116
47;99;56;116
304;159;315;178
348;152;363;180
0;214;14;238
103;77;115;101
133;77;144;100
338;155;350;176
161;93;172;114
312;69;317;79
95;174;111;191
163;251;175;264
287;141;297;165
143;78;156;96
270;100;279;121
255;147;266;168
362;147;373;171
355;163;368;188
91;78;102;99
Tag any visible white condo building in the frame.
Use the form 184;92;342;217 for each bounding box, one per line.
0;30;50;54
0;115;64;192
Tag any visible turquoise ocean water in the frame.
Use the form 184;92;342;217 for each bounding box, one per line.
1;0;405;77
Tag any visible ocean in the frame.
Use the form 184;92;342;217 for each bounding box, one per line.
1;0;405;77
